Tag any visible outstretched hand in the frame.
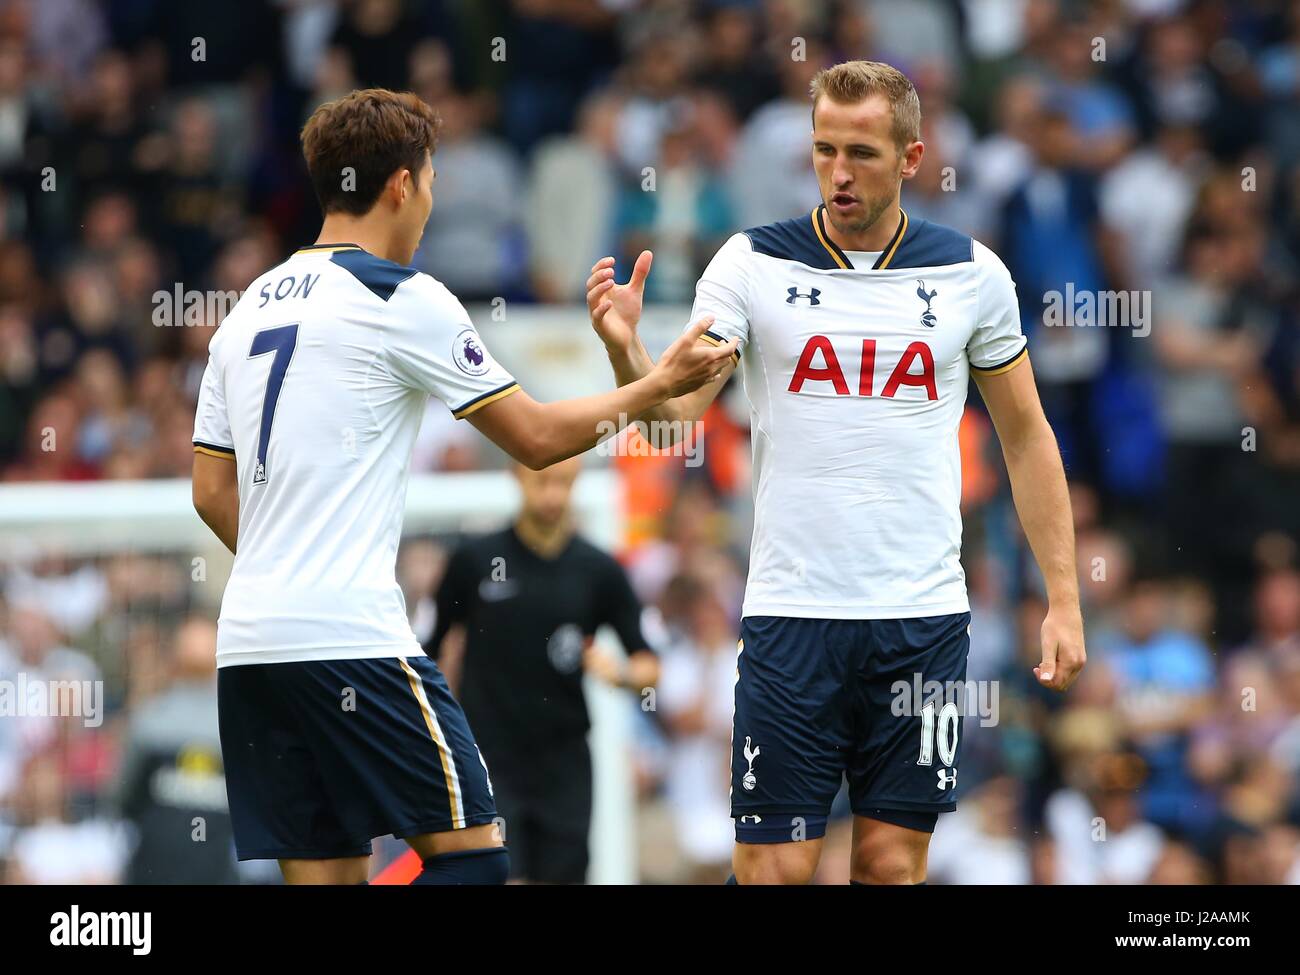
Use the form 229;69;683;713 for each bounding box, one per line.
587;250;652;354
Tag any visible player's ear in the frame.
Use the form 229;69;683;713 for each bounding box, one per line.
900;140;924;180
387;167;411;206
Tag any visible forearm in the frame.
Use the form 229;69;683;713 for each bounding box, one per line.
625;650;660;691
606;338;687;426
197;499;238;555
532;371;670;467
587;648;660;693
1003;422;1078;608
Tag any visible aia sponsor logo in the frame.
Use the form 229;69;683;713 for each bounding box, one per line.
788;336;938;401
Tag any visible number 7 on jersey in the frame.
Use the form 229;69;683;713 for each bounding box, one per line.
248;323;299;485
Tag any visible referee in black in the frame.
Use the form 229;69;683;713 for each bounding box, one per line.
427;456;658;884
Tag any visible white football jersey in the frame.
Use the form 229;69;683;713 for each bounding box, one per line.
690;207;1027;620
193;243;519;667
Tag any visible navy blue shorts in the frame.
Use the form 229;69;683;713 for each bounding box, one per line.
218;654;498;861
732;613;971;843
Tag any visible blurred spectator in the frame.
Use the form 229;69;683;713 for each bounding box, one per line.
1045;751;1164;885
1260;0;1300;167
5;557;107;636
55;50;154;217
1146;839;1214;884
1040;12;1136;172
1106;580;1215;834
967;75;1043;231
902;113;983;238
863;0;961;69
614;107;734;302
613;32;695;177
692;3;779;122
7;749;127;884
1135;14;1236;155
149;98;241;281
328;0;426;94
499;0;618;156
1189;654;1293;804
1239;568;1300;664
1100;120;1207;288
928;776;1032;884
414;89;523;301
115;617;234;884
655;576;736;883
1153;211;1274;610
728;39;826;227
998;96;1116;482
525;91;620;303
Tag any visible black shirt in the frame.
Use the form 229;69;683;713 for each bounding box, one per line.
428;526;650;759
115;684;238;885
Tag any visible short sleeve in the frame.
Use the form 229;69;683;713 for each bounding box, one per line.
689;232;753;363
192;337;235;457
967;239;1029;376
386;275;520;419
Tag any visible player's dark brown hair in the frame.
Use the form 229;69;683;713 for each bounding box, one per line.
809;60;922;150
300;88;442;216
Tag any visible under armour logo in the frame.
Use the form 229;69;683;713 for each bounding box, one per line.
787;287;821;306
742;736;761;791
739;814;763;824
937;768;957;790
916;280;938;327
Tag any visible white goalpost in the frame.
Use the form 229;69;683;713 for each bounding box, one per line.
0;470;635;884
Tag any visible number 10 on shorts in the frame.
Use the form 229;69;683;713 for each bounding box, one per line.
916;699;959;768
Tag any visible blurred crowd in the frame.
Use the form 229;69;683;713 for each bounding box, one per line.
2;0;1300;883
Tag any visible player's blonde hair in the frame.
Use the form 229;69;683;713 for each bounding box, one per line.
809;60;921;150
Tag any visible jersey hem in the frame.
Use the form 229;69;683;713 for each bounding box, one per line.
970;343;1029;376
193;440;235;457
700;329;741;363
452;381;520;419
740;598;971;621
216;643;421;668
